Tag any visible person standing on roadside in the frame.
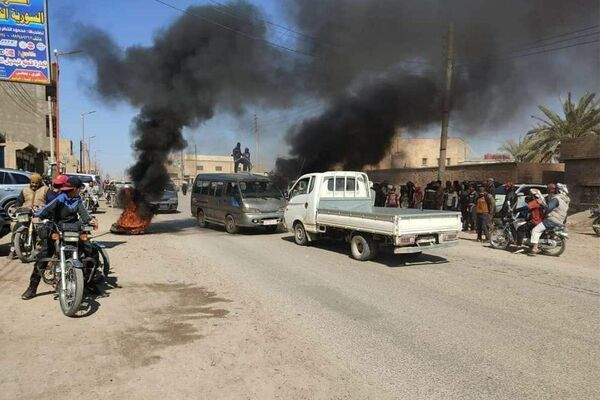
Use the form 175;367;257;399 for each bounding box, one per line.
500;182;518;217
475;187;494;242
460;185;476;231
413;186;424;209
434;180;445;210
385;187;400;208
445;185;459;210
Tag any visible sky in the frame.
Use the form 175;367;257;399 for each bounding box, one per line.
49;0;597;179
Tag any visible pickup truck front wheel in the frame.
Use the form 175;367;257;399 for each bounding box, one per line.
293;222;309;246
350;234;378;261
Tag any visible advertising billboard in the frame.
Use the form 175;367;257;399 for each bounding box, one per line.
0;0;50;84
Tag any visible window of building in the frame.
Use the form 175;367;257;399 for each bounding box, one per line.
215;166;223;171
447;158;451;165
422;158;428;166
197;165;204;171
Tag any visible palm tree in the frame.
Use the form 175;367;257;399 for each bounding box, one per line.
525;92;600;162
498;136;533;161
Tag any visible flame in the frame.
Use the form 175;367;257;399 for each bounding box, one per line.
110;188;152;235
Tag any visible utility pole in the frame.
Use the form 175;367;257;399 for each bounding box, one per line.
180;149;185;185
438;23;455;181
253;113;259;172
47;96;55;175
194;143;198;174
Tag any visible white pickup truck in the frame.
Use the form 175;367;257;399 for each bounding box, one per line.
283;171;461;261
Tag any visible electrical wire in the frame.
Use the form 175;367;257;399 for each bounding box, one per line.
152;0;316;57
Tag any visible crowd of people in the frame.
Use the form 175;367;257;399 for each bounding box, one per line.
371;178;571;251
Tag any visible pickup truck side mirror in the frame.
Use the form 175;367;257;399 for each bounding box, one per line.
284;190;289;200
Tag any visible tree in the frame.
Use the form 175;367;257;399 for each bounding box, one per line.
525;92;600;162
498;136;532;162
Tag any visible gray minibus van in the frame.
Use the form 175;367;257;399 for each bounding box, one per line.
191;173;285;234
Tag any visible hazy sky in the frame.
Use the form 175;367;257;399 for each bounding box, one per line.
50;0;599;178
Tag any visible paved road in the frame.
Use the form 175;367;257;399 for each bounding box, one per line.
1;195;598;399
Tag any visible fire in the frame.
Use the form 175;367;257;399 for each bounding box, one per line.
110;188;153;235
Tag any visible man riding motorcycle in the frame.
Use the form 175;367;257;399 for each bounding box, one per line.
512;188;545;251
530;183;570;255
21;176;98;300
7;173;48;259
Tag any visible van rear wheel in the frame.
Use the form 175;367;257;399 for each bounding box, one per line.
196;209;207;228
350;234;378;261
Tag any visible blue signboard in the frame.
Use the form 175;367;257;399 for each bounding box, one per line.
0;0;50;84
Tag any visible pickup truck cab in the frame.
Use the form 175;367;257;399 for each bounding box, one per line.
284;171;461;261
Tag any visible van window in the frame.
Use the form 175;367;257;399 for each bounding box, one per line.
240;180;282;199
214;182;224;197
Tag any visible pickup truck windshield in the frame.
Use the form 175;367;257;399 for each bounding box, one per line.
239;181;282;199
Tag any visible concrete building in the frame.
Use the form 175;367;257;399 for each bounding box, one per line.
365;131;469;170
168;154;235;186
0;80;52;172
560;136;600;212
60;139;79;173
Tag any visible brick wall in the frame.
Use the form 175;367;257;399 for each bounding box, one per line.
560;136;600;211
366;162;564;187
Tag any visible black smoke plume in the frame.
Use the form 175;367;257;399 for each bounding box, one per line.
75;0;599;188
75;1;298;205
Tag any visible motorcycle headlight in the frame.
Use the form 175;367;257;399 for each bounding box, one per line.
17;215;30;223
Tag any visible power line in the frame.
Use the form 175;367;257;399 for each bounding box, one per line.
512;24;599;50
456;34;600;67
152;0;316;57
204;0;324;45
512;30;599;54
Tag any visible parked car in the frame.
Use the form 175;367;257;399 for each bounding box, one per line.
0;168;32;219
0;206;12;239
191;173;285;233
494;184;548;213
284;171;461;261
65;173;103;196
150;182;179;212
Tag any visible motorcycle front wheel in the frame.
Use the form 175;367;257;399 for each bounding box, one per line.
59;260;85;317
489;227;510;250
540;235;566;257
14;230;35;263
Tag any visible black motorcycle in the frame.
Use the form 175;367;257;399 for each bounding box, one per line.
590;207;600;236
489;213;568;256
36;221;110;317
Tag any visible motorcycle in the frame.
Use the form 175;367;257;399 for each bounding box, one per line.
36;220;110;317
13;207;42;263
489;213;568;256
81;187;99;213
590;207;600;236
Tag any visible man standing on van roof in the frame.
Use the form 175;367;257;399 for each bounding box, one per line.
232;142;242;173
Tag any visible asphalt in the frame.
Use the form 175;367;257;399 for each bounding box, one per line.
1;194;598;399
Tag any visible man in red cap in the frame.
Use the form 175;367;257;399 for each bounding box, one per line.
45;174;68;203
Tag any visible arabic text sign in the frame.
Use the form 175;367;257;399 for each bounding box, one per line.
0;0;50;84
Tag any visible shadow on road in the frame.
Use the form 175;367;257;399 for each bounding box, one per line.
75;273;120;318
281;236;449;268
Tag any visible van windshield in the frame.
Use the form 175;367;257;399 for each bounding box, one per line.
239;181;282;199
